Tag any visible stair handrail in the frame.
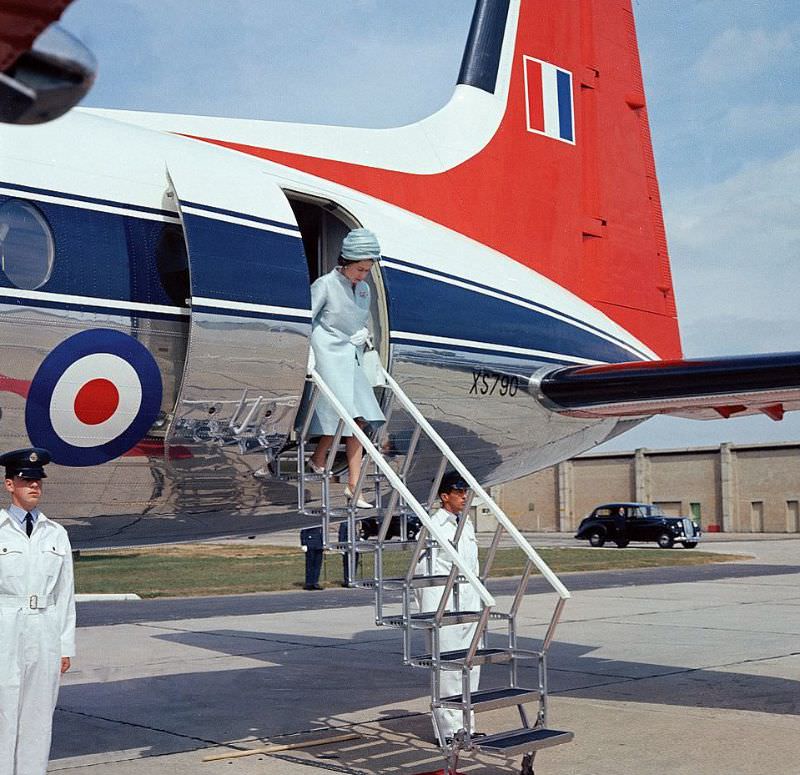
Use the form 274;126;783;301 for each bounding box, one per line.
310;368;495;608
380;368;570;601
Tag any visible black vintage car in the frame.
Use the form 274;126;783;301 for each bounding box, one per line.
359;513;422;541
575;502;701;549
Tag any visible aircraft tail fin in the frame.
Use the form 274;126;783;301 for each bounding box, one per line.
219;0;682;359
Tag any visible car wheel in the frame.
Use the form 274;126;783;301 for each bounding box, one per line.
657;532;674;549
682;541;698;549
614;539;629;548
588;530;606;547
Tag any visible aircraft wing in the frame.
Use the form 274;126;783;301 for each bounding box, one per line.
536;352;800;421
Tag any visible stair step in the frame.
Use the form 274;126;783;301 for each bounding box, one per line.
348;579;376;589
473;727;574;757
409;648;510;668
288;466;386;481
355;575;452;590
382;610;483;629
300;508;350;518
330;540;419;553
439;686;541;712
410;647;540;668
381;574;454;589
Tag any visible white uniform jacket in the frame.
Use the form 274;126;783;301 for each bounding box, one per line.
0;509;76;775
415;507;481;614
0;509;75;655
309;267;385;435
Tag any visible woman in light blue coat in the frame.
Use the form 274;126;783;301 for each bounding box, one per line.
307;228;385;507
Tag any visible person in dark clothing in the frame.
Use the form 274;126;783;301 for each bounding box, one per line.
300;526;324;590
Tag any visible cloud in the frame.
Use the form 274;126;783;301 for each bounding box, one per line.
668;147;800;253
694;25;798;84
680;314;800;357
63;0;471;125
664;147;800;357
722;101;800;140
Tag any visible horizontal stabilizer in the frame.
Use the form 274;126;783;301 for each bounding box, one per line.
537;352;800;421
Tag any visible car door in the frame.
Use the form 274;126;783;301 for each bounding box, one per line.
627;506;650;541
612;507;627;540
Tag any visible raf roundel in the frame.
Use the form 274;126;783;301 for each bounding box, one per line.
26;329;163;466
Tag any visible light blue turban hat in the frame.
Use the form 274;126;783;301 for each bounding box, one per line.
341;228;381;261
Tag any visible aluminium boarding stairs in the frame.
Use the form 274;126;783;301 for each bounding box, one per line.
276;366;573;775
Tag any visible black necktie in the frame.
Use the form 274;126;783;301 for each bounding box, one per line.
24;512;33;537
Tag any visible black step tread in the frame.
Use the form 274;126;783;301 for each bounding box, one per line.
350;579;376;589
382;574;453;589
439;686;540;710
366;539;421;551
299;508;350;518
410;647;510;667
474;727;574;755
358;575;452;590
330;542;378;552
330;540;420;552
410;647;541;667
383;610;483;628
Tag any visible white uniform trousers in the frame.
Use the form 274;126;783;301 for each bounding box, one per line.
433;621;481;741
0;609;62;775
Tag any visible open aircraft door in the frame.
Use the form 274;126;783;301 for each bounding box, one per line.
165;161;311;509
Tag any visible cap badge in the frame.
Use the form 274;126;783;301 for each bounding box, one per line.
29;452;38;463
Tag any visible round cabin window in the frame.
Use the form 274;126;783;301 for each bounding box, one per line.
0;199;55;290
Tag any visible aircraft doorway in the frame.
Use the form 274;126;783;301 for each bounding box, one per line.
284;191;388;360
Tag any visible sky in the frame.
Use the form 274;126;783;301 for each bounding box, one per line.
60;0;800;452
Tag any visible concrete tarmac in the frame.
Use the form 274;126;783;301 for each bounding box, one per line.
51;535;800;775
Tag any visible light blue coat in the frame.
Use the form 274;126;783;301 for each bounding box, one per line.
309;268;385;436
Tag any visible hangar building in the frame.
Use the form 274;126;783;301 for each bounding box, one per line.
489;441;800;535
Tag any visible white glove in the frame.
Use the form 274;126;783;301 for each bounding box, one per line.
307;346;316;373
349;327;369;346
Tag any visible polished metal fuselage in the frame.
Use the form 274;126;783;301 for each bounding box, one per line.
0;111;648;540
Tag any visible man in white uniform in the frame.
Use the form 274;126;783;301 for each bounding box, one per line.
0;448;75;775
416;471;481;744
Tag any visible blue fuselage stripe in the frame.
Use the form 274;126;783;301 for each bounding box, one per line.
180;212;310;310
0;190;644;365
381;254;648;360
0;180;177;218
390;337;570;365
181;200;299;232
383;266;637;364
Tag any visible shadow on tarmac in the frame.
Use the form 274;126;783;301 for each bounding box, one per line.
52;622;800;764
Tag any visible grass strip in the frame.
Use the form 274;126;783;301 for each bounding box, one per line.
73;543;744;598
